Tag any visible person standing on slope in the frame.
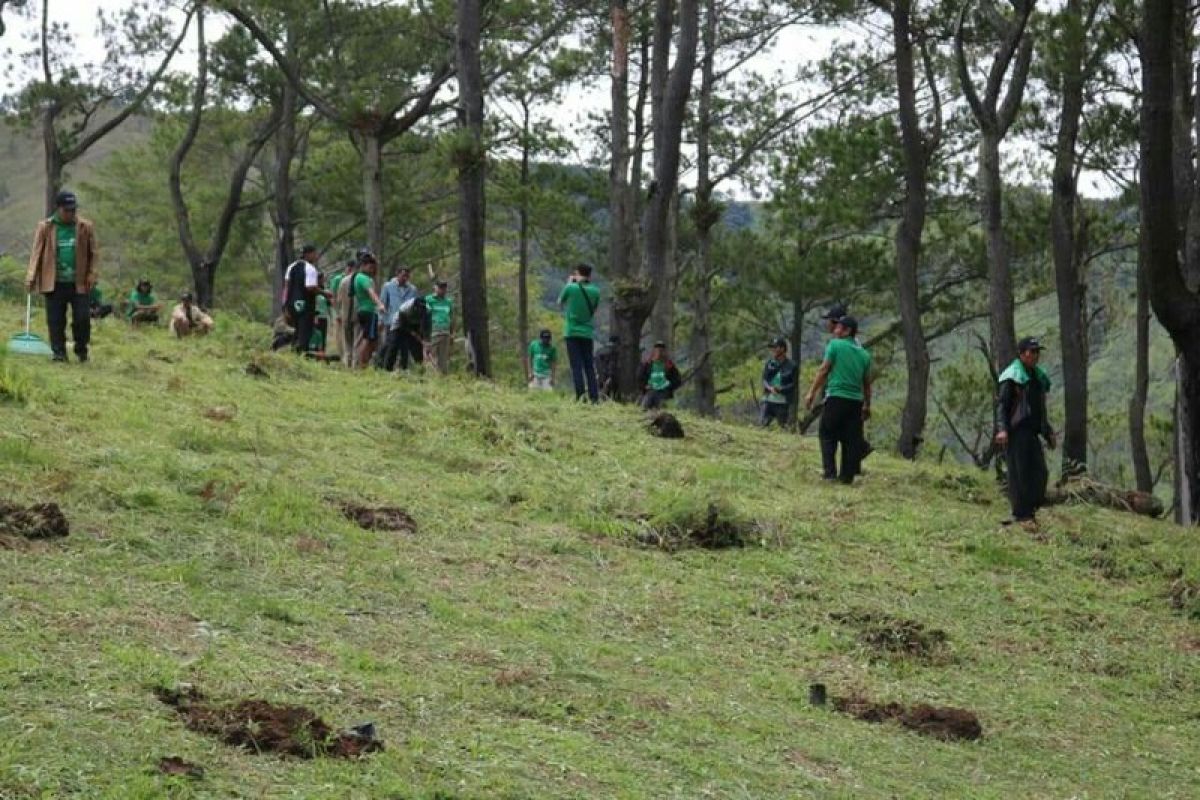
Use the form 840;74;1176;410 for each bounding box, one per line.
804;316;872;484
352;254;386;369
25;190;99;363
283;244;320;354
425;280;454;375
557;263;601;402
760;337;797;427
994;337;1057;531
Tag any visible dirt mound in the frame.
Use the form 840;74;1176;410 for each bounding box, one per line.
155;687;382;759
157;756;204;779
635;502;748;551
1169;579;1200;618
833;695;982;741
341;504;417;534
244;362;269;379
0;502;69;540
649;413;685;439
831;611;948;660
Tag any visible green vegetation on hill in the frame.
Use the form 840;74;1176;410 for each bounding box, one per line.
1;309;1198;798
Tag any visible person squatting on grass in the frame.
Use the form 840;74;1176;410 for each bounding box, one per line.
760;337;798;427
26;190;99;363
558;263;601;402
527;329;558;390
638;340;682;410
352;254;386;369
170;292;214;338
994;337;1058;530
126;278;162;326
805;316;872;484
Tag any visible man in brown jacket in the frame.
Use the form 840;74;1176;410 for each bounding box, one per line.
25;191;99;363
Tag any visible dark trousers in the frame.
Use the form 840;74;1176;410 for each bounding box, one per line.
760;401;790;427
640;389;670;410
292;301;315;354
381;328;424;371
1005;426;1048;521
565;336;598;402
819;396;864;483
45;282;90;359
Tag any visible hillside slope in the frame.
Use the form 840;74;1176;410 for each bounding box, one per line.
0;311;1198;799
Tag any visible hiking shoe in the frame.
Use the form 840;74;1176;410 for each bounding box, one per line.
51;353;67;363
1017;519;1040;534
76;352;89;364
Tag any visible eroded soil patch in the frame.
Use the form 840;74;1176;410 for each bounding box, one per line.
341;504;417;534
649;413;685;439
831;611;949;661
0;502;69;541
832;695;982;741
634;503;749;551
155;687;382;759
157;756;204;779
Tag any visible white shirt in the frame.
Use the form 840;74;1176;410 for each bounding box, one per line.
285;259;319;289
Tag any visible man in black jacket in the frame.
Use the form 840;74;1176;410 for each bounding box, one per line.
760;337;797;427
637;341;683;410
995;337;1058;529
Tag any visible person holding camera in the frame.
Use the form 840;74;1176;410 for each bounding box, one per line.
557;264;601;402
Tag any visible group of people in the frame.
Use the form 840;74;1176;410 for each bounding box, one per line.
24;191;213;362
25;190;1056;527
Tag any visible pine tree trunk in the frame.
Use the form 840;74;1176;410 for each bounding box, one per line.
42;106;62;216
981;131;1017;369
517;103;531;365
1129;241;1153;491
273;54;298;312
456;0;489;377
1050;0;1089;471
688;0;718;417
362;132;385;267
892;0;931;459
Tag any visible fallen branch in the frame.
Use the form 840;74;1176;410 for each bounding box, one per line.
1044;476;1164;518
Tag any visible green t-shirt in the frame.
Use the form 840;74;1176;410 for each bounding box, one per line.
329;271;344;294
426;294;453;333
765;359;788;405
823;338;872;402
353;272;376;314
557;281;600;339
315;294;330;319
88;286;102;305
648;360;670;391
126;290;156;318
52;214;77;284
528;340;557;378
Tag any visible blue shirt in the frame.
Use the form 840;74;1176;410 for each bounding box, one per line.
380;279;418;329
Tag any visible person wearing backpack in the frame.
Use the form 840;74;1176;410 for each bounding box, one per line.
994;337;1058;531
637;341;682;410
557;264;601;402
282;244;320;354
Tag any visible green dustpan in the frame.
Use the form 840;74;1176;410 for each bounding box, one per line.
8;294;54;357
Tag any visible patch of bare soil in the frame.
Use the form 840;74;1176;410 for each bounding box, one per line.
649;412;685;439
0;502;69;540
244;362;269;379
157;756;204;779
831;611;949;661
341;504;417;534
1169;579;1200;617
635;503;748;551
832;695;982;742
155;687;382;759
202;406;237;422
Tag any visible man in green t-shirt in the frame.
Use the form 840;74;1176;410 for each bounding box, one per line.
556;264;601;402
126;279;162;326
352;255;385;369
425;280;454;374
804;316;872;484
526;329;558;390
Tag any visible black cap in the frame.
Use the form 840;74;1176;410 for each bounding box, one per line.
838;315;859;334
301;243;318;255
137;278;152;288
359;252;378;265
539;329;552;339
821;302;847;321
436;279;448;287
769;336;788;349
1018;336;1043;353
55;190;77;210
180;291;193;302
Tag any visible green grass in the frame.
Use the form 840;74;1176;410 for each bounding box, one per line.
1;310;1198;799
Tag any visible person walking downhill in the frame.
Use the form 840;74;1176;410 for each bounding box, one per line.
378;266;419;372
804;316;872;484
425;280;454;374
637;341;682;410
352;254;385;369
995;337;1057;531
25;190;99;363
558;264;601;402
527;329;558;390
760;337;798;427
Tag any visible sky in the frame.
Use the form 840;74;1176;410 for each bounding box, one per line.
1;1;1120;200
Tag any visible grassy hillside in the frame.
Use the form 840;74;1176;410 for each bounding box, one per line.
1;306;1198;798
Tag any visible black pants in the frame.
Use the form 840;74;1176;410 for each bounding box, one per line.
1005;426;1048;521
640;389;670;410
565;336;598;402
44;282;90;359
292;301;315;354
819;396;864;483
90;303;113;320
760;401;790;427
381;328;424;371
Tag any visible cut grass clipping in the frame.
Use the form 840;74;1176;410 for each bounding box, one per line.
633;498;753;551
